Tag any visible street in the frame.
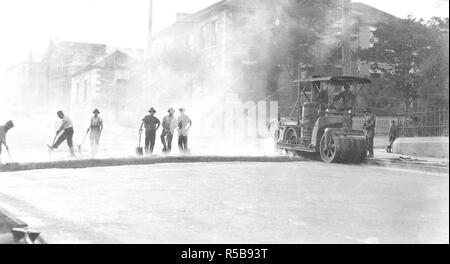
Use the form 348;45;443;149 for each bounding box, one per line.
0;161;447;244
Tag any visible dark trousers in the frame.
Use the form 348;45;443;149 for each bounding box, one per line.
145;130;156;154
178;135;188;153
53;128;75;156
366;135;374;156
387;136;396;153
53;128;74;149
161;130;173;153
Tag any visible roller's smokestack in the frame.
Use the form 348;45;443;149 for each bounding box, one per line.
147;0;153;59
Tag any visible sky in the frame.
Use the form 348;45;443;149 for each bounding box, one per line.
0;0;448;68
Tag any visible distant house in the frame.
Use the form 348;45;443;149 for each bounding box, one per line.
40;41;107;108
70;50;142;115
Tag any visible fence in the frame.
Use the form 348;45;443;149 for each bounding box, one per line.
397;106;449;138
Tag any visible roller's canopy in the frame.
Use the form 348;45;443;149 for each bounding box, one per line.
293;76;371;85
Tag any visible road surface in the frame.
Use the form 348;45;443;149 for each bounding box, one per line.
0;161;447;244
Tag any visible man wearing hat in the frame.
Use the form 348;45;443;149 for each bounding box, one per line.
363;108;376;158
87;109;104;154
160;108;177;154
332;84;356;111
48;111;75;156
0;120;14;164
139;107;161;155
177;108;192;154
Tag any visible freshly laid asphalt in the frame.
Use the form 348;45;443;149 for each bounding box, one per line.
0;161;447;244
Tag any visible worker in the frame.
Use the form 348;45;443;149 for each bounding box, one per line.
161;108;177;154
332;84;355;111
139;107;161;155
314;89;329;111
48;111;75;156
87;109;104;155
0;120;14;165
386;120;398;153
177;108;192;154
362;108;376;158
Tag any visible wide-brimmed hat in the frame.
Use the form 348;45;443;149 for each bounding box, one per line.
5;120;14;128
363;108;372;113
149;107;157;113
93;109;100;114
168;108;175;114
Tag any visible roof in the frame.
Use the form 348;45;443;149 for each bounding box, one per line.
352;2;398;25
72;50;131;77
293;76;371;85
152;0;259;39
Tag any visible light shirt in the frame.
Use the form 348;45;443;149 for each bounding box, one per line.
162;115;178;133
90;116;103;128
178;114;192;136
60;116;73;130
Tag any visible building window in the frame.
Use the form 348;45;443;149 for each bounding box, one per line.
84;79;88;103
200;25;207;49
76;82;80;104
187;34;195;52
211;20;219;47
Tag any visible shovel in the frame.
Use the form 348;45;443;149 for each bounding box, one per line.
47;132;59;156
78;130;89;154
136;132;144;157
6;148;14;164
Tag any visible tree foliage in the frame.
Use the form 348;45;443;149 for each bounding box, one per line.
359;17;449;110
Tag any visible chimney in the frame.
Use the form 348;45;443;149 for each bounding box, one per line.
147;0;153;58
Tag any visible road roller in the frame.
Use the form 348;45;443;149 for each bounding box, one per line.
275;76;371;164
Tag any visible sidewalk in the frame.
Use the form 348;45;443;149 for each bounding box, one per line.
367;148;449;174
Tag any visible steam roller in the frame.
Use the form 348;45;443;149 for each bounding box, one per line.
275;76;372;164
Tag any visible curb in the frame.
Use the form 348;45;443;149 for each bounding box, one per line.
1;155;448;174
0;206;28;231
0;156;306;173
366;159;449;174
0;207;46;244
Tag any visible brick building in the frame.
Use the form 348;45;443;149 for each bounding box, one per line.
147;0;397;115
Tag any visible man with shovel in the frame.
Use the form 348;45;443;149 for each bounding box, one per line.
85;109;103;155
48;111;75;157
139;107;160;156
0;120;14;164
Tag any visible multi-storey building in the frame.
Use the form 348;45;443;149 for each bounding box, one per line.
148;0;397;115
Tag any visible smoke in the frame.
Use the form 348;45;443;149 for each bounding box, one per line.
0;0;348;162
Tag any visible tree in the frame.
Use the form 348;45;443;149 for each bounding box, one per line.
242;0;338;96
419;17;449;107
359;17;449;110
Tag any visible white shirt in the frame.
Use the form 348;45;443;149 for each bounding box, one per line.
178;114;192;136
60;116;73;130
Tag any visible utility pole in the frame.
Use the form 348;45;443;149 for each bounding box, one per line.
342;0;352;76
146;0;154;59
